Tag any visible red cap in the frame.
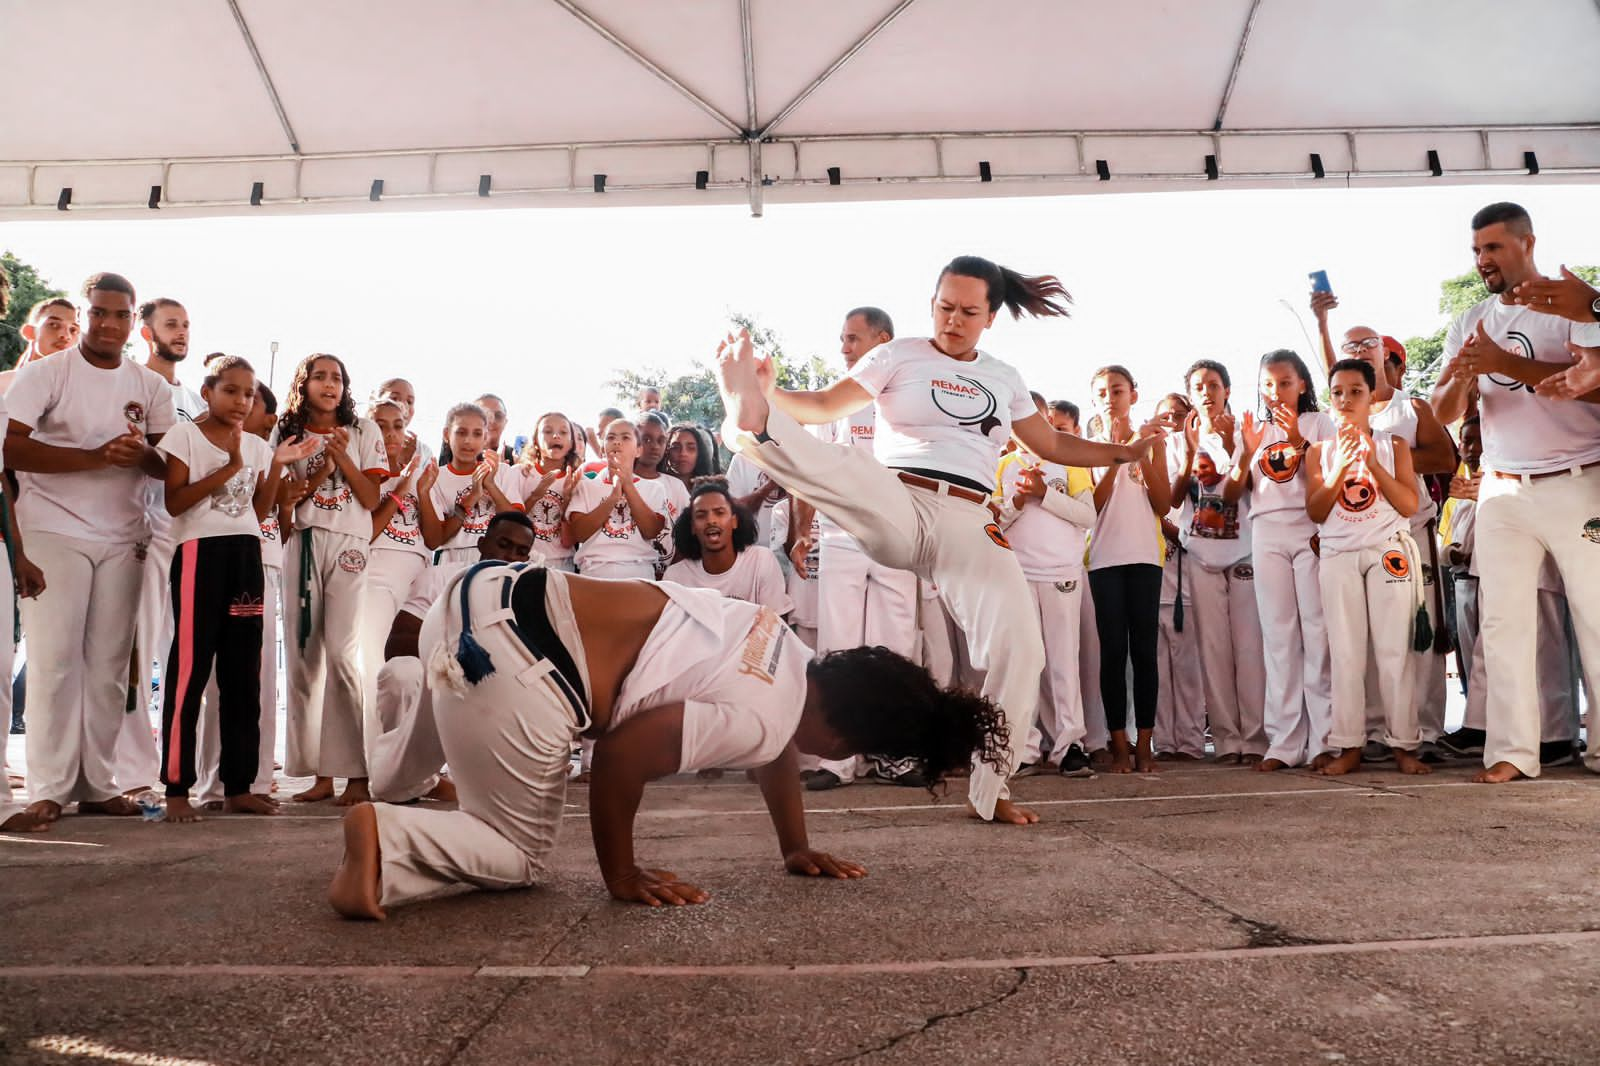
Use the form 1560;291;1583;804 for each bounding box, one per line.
1382;336;1407;367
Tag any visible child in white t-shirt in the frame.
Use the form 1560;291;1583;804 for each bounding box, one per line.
1305;359;1427;777
566;419;668;580
155;356;314;822
636;412;691;578
420;402;526;566
516;411;584;572
274;353;389;805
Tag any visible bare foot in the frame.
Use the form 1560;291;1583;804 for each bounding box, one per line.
1;809;51;833
1473;760;1525;784
1254;758;1289;773
1316;748;1363;776
337;778;372;807
966;798;1040;825
79;796;140;816
1393;748;1433;776
714;329;771;434
294;777;335;803
423;777;457;804
328;803;386;920
1309;752;1336;771
164;796;203;823
1108;732;1133;774
23;800;62;823
1134;731;1159;774
224;793;281;815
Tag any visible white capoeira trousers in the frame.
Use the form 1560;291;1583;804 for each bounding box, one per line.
1320;535;1420;752
805;541;919;782
1153;596;1205;757
1021;578;1086;764
1476;468;1600;777
195;568;282;802
0;548;20;824
1253;518;1333;767
1189;562;1267;757
1079;579;1109;752
374;566;588;907
113;532;176;793
284;528;370;779
723;407;1043;819
359;548;428;754
368;656;444;802
21;532;143;806
1462;586;1578;741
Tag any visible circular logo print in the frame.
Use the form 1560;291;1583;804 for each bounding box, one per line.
123;401;146;426
1054;579;1078;593
1584;517;1600;544
984;522;1012;550
1381;550;1409;579
1258;441;1301;483
1338;475;1377;513
1231;563;1254;581
337;549;368;574
928;374;1002;437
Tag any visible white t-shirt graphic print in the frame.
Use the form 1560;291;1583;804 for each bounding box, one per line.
849;338;1035;489
566;472;668;572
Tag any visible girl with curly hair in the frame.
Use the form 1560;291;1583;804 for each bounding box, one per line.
274;353;389;806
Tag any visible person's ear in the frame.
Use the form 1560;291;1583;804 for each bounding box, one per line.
20;323;35;343
140;325;153;343
984;309;998;329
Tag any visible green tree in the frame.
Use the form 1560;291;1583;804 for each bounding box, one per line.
0;252;68;372
605;312;838;430
1403;266;1600;394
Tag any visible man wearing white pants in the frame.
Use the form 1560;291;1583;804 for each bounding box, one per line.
802;306;922;790
367;512;537;802
117;296;204;795
5;272;176;820
0;399;50;832
1428;201;1600;783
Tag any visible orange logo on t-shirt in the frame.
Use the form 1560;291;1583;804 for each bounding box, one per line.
1258;441;1301;483
1338;474;1377;513
1382;550;1409;579
984;522;1011;550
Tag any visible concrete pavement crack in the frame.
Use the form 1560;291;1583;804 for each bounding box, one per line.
1071;823;1324;949
822;967;1029;1064
435;976;523;1066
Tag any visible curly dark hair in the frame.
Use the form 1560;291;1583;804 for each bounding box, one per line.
277;353;358;440
807;646;1010;791
670;479;757;561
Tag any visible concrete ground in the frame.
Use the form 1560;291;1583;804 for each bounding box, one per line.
4;753;1600;1066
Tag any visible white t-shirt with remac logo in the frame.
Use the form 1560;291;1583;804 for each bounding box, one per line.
849;337;1036;490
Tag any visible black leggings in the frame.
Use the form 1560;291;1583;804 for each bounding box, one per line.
1089;563;1162;733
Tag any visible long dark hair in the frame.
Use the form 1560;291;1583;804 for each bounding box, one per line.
938;255;1072;319
670;479;757;561
668;422;719;480
277;353;357;440
1260;349;1321;413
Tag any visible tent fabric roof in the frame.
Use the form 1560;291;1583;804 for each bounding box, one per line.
5;0;1599;219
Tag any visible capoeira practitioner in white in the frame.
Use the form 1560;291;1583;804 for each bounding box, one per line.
367;512;537;804
0;393;50;833
5;272;176;821
1233;351;1336;770
711;256;1155;824
795;308;922;791
1306;360;1429;777
565;419;668;581
1170;363;1267;762
1429;201;1600;783
116;297;205;795
996;394;1096;777
329;562;1009;916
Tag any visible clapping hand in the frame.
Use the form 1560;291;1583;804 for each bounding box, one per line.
1510;266;1600;324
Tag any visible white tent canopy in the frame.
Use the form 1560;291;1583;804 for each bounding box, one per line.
5;0;1600;219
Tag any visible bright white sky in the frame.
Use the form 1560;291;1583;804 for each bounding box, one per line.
5;183;1598;446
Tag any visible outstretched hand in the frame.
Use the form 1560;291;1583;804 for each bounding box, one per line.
1510;266;1600;324
274;434;321;466
784;849;867;880
1535;341;1600;401
606;866;710;907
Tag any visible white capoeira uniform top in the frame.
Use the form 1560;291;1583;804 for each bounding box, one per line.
1316;431;1405;554
565;472;669;576
1369;388;1437;532
1245;411;1336;533
429;462;527;555
1173;429;1252;571
518;462;577;569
